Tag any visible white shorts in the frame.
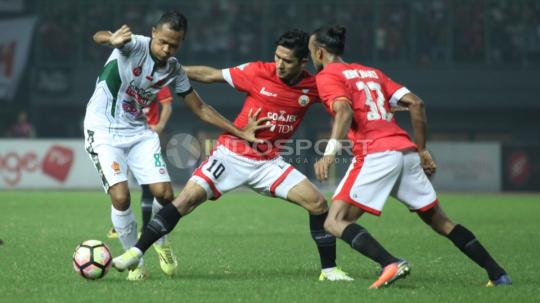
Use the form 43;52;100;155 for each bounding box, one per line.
190;145;306;200
84;129;171;192
333;150;438;216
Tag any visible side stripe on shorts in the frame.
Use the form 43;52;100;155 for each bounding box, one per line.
85;130;110;191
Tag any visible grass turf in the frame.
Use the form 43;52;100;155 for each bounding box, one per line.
0;191;539;303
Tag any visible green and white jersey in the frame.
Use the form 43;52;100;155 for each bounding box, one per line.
84;35;192;135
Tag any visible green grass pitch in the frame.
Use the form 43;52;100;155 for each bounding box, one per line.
1;191;539;302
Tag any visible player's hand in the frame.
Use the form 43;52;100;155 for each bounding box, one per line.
109;25;132;48
238;108;272;144
314;155;336;182
419;149;436;177
149;124;164;135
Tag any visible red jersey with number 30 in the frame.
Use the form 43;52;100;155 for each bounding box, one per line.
316;62;416;156
218;62;320;160
144;86;173;126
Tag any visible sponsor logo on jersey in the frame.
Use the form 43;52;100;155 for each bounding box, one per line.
126;80;154;106
121;100;144;119
298;95;310;107
133;66;142;77
266;111;297;134
259;87;278;97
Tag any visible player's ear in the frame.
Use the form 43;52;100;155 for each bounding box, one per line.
317;47;325;61
151;26;157;38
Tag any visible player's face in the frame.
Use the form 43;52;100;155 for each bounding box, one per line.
274;45;306;82
151;23;184;63
308;35;324;72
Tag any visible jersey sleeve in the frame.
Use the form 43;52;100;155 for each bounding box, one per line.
119;34;144;56
156;86;173;103
221;62;261;93
316;72;352;114
172;65;193;97
377;70;410;108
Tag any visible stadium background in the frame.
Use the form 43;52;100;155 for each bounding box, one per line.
1;0;539;192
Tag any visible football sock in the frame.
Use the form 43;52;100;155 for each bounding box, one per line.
309;212;337;269
136;203;181;253
341;223;399;268
447;224;506;280
152;198;167;246
140;185;153;229
111;205;143;266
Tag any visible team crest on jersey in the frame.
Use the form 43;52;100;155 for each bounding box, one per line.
132;66;142;76
298;95;310;107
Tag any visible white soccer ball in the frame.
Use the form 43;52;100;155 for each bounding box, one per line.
72;240;112;280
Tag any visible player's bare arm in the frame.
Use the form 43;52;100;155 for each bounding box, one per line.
151;102;172;135
181;90;271;144
398;93;436;176
93;25;132;48
183;66;225;83
315;99;353;181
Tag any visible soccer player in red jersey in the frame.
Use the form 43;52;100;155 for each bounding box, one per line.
113;30;353;281
309;25;511;288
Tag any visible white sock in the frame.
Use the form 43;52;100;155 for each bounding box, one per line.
151;198;167;246
111;205;144;266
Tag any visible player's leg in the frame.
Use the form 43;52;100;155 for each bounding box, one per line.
418;205;510;286
135;147;242;253
147;181;175;245
113;180;208;272
140;184;154;229
126;131;177;276
325;199;409;289
396;151;510;286
327;152;411;288
114;146;241;272
285;178;352;281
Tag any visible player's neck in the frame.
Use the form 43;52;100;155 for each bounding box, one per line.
281;71;305;86
323;56;345;68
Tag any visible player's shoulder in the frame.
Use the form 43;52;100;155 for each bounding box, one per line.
133;34;150;42
232;61;267;71
251;61;275;73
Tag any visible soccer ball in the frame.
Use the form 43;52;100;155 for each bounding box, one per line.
72;240;112;280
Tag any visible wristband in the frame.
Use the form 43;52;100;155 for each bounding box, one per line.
323;139;342;156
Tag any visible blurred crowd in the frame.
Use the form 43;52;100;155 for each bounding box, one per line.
32;0;540;67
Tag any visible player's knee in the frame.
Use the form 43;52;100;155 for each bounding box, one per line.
110;191;130;208
302;192;328;215
324;218;339;237
154;187;174;204
312;194;329;214
174;184;206;215
323;216;340;237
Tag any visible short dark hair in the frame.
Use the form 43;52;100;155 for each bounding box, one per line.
157;10;188;33
312;25;346;55
275;29;309;60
